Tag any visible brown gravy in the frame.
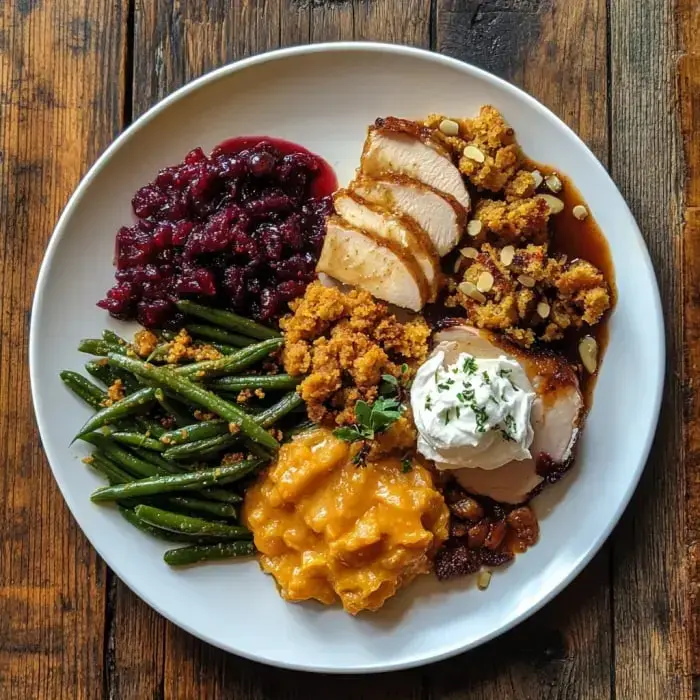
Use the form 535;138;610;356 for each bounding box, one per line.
526;160;616;407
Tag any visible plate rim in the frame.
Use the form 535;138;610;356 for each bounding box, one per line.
30;41;665;673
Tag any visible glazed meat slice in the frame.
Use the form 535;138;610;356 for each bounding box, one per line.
334;189;439;301
317;216;424;312
352;174;466;257
361;118;471;212
433;326;584;504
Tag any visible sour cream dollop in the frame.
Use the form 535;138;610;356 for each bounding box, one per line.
410;351;536;471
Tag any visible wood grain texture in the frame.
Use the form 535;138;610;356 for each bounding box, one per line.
0;1;127;698
432;2;611;696
678;0;700;685
609;0;690;697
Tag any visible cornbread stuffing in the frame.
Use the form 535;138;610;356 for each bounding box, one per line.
133;330;158;357
280;281;430;425
425;106;612;346
165;329;222;363
448;243;611;345
102;378;125;407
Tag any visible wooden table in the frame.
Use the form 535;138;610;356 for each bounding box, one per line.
0;1;697;697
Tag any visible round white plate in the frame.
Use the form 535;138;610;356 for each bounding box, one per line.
30;43;664;673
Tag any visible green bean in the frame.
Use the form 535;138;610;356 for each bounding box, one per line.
60;370;106;410
90;459;263;502
102;329;129;347
208;342;238;355
155;390;192;427
129;447;243;504
284;420;318;441
84;453;129;486
78;338;128;356
165;496;238;520
256;392;304;426
84;359;113;386
81;433;161;478
163;433;239;461
176;300;280;340
134;505;252;539
160;419;229;446
163;541;255;566
118;507;222;544
207;374;300;392
74;387;156;439
107;354;279;450
134;416;166;439
111;432;166;452
186;324;254;348
177;338;283;380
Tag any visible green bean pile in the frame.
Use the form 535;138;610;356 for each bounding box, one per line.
60;302;310;567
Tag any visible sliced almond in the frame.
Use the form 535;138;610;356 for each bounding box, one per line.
460;246;479;259
439;118;460;136
544;174;562;193
458;281;486;303
453;257;464;274
537;193;564;214
476;270;494;293
463;145;485;163
559;253;568;265
477;570;492;591
536;301;551;318
500;245;515;266
517;274;536;288
531;169;544;188
467;219;483;237
573;204;589;220
579;335;598;374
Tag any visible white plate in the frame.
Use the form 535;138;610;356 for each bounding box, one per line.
30;43;664;673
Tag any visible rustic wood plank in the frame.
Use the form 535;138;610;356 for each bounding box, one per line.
0;1;127;698
679;0;700;687
353;0;431;47
431;2;611;697
310;0;353;42
610;0;691;697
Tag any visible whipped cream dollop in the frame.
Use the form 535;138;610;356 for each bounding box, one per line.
410;350;536;471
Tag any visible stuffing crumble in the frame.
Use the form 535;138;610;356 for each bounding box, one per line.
164;328;222;364
280;281;430;425
447;243;611;345
133;330;158;357
425;106;612;346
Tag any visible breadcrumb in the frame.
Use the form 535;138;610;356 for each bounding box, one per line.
133;330;158;358
281;282;430;425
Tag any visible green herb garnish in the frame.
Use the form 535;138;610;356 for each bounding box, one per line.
463;356;478;375
401;458;413;473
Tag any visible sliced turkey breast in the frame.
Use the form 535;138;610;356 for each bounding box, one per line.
351;174;466;257
316;216;424;312
433;326;584;504
361;117;471;212
333;189;439;301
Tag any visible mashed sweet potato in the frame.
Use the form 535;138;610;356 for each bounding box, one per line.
280;281;430;424
243;428;449;614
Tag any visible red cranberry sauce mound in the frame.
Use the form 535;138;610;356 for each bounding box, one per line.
98;138;337;328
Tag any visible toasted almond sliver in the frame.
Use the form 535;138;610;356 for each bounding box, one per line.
476;270;494;293
453;257;464;274
500;245;515;266
477;570;492;591
559;253;568;265
579;336;598;374
537;193;565;214
518;274;536;288
537;301;551;319
458;281;486;303
467;219;483;237
573;204;589;220
531;169;544;188
439;118;460;136
463;145;486;163
460;246;479;259
544;174;563;193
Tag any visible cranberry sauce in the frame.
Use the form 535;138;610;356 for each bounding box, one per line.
98;138;338;328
